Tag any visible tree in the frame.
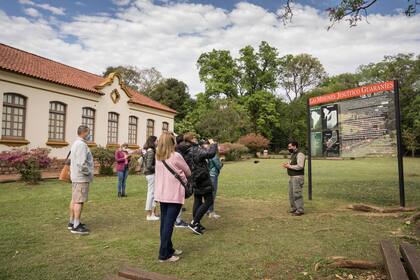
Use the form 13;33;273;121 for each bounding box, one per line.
197;50;240;99
357;54;420;135
102;65;163;94
147;78;193;121
194;100;251;143
244;90;280;139
137;67;164;95
238;41;280;96
403;129;418;157
278;54;327;102
238;133;270;154
103;65;143;91
279;0;419;29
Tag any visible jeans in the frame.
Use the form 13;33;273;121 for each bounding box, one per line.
192;191;214;224
145;174;156;211
117;166;129;194
159;202;182;260
208;175;218;212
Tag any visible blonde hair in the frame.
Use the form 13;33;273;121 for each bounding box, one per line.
156;132;176;161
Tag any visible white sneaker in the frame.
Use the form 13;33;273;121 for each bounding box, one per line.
159;255;180;263
146;215;160;221
209;212;221;219
174;249;183;256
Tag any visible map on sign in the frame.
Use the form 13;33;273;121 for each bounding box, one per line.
309;81;397;158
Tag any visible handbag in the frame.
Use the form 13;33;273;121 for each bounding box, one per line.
59;151;71;182
162;160;193;199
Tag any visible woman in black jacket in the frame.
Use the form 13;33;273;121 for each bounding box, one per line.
181;132;218;235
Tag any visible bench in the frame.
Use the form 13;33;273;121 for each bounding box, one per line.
380;240;409;280
400;243;420;280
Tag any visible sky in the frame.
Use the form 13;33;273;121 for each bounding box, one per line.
0;0;419;95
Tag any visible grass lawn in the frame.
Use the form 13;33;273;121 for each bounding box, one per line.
0;158;419;280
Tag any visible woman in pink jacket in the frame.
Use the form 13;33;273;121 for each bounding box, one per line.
115;143;130;197
155;132;191;262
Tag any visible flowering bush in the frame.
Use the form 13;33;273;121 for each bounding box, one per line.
220;143;249;161
238;133;270;154
0;148;51;184
91;146;116;176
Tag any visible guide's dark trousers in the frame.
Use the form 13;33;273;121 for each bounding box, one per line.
289;176;304;213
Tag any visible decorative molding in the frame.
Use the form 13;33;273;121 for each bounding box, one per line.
110;89;120;104
87;142;98;148
106;143;120;149
127;144;140;150
95;72;132;98
46;140;69;147
0;138;30;147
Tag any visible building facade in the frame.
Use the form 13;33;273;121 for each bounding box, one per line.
0;44;176;158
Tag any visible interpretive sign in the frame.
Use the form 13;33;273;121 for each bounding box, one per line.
306;81;405;206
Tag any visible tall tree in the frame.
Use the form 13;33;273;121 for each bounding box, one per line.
102;65;163;94
147;78;193;121
197;50;240;99
194;100;251;142
278;54;327;102
279;0;419;28
244;90;280;139
238;41;280;96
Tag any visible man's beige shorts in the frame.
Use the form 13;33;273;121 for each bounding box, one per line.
71;182;89;203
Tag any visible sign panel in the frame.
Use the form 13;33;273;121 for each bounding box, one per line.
309;81;397;158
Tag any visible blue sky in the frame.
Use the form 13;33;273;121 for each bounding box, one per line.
0;0;410;23
0;0;419;95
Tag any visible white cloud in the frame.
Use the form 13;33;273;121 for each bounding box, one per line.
112;0;131;6
23;7;41;18
18;0;65;15
1;1;420;95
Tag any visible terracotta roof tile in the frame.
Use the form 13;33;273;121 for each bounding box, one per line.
0;43;177;114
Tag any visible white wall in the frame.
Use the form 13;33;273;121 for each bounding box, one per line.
0;70;175;158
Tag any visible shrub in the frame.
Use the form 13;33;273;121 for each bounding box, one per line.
91;146;116;176
238;133;270;154
0;148;51;184
220;143;249;161
128;152;141;175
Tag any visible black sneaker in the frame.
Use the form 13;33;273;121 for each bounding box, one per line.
67;223;86;230
188;223;203;235
121;192;127;197
71;224;89;235
174;220;189;228
198;223;206;231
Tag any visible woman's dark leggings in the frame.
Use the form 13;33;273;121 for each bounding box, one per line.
192;192;214;224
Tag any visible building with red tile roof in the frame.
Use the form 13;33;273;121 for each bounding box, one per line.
0;43;176;158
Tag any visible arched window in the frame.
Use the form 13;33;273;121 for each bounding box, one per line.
146;119;154;139
162;122;169;132
107;112;119;144
128;116;138;145
2;93;26;139
82;107;95;141
48;101;66;141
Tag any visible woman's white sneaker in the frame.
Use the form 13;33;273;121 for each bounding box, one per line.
159;256;180;263
174;249;183;256
146;215;160;221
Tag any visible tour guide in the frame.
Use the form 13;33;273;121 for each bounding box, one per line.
282;141;305;216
